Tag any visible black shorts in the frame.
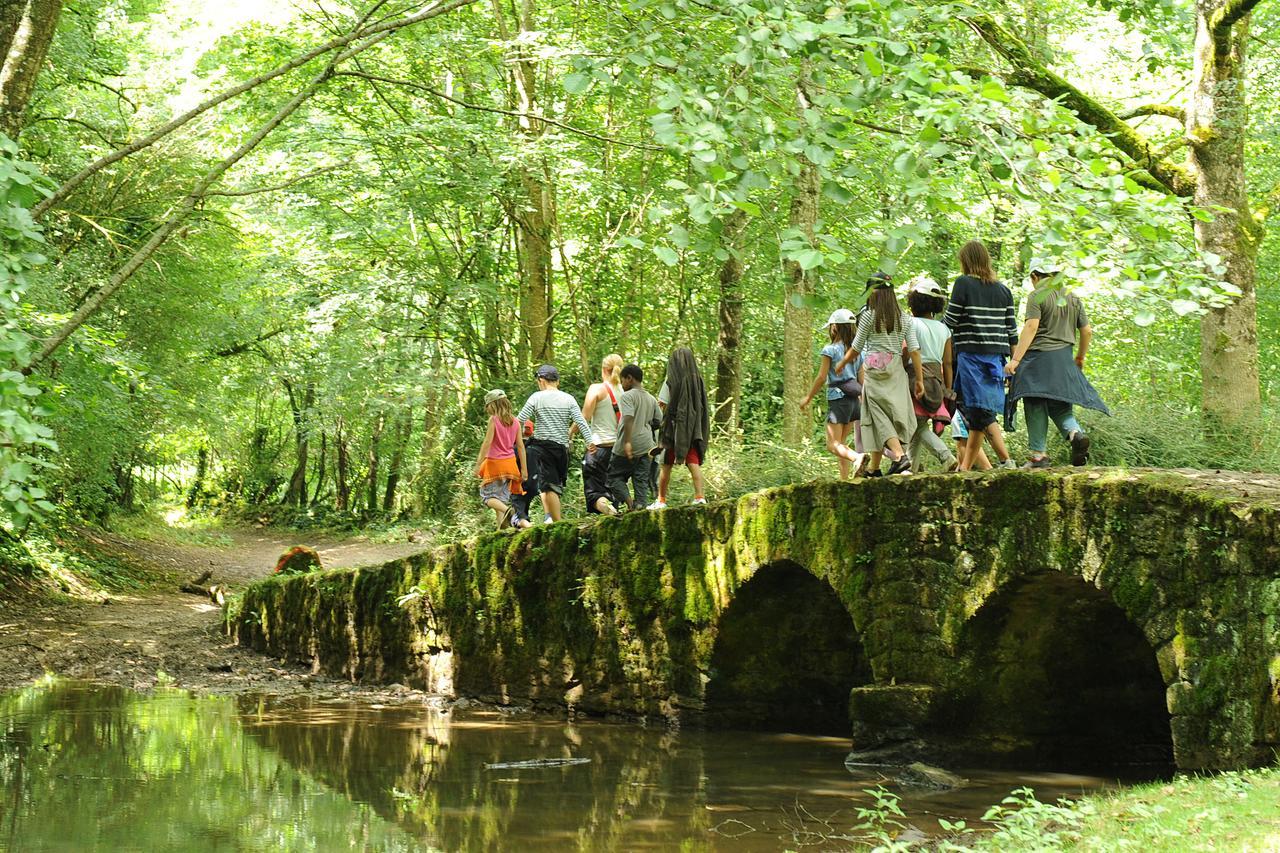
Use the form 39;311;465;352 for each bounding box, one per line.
582;444;614;512
826;395;860;425
525;439;569;495
959;405;998;432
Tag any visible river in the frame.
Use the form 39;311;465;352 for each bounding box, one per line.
0;681;1146;851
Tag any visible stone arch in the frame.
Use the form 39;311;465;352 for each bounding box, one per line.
942;571;1174;773
703;561;871;735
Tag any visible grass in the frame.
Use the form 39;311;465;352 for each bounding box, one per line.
108;504;234;548
0;518;156;603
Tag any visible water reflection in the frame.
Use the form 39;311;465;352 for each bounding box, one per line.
1;683;1129;851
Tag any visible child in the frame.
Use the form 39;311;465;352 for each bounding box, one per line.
1005;258;1109;467
607;364;660;508
904;276;958;472
650;347;709;508
944;240;1017;471
578;353;626;516
515;364;596;524
800;308;866;480
474;389;529;529
835;272;924;476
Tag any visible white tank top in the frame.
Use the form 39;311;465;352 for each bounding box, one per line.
589;382;622;445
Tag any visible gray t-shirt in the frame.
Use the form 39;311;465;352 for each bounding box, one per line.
1025;286;1088;352
619;386;660;455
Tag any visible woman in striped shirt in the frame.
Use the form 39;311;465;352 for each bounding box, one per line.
944;241;1018;471
835;273;924;476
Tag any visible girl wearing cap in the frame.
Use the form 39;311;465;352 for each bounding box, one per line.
944;240;1018;471
801;308;866;479
1004;260;1108;467
835;273;925;476
905;275;958;472
475;389;529;529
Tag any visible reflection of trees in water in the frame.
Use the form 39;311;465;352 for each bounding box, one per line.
0;682;418;850
237;696;711;851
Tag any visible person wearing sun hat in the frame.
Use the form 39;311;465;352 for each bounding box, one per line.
904;274;959;472
1004;257;1109;467
801;306;867;479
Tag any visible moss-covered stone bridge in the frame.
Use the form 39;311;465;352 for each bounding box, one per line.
230;470;1280;772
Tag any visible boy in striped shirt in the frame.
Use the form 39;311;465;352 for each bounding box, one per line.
514;364;596;524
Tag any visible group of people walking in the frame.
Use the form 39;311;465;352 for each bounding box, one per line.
474;349;711;529
473;239;1108;528
804;239;1108;478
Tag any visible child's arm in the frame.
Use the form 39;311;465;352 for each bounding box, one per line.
515;428;528;481
475;418;496;475
834;346;862;374
1076;325;1092;369
942;337;954;392
801;356;833;411
572;404;597;453
909;349;925;400
619;413;635;458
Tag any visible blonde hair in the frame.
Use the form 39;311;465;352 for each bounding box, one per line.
601;353;623;384
485;396;515;426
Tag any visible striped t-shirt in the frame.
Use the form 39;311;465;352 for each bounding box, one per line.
517;389;593;446
944;275;1017;354
853;307;919;356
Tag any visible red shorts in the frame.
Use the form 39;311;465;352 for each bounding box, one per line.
663;444;703;466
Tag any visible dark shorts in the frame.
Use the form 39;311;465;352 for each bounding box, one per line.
582;444;614;513
960;405;999;432
526;439;569;495
663;443;703;466
826;395;860;425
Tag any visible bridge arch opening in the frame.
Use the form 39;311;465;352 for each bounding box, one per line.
948;572;1173;774
704;562;870;735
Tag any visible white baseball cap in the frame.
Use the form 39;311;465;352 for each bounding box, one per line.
907;275;945;296
823;308;856;328
1029;257;1061;275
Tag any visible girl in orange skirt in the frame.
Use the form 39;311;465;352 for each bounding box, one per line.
475;390;529;529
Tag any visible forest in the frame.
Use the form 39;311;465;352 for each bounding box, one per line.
0;0;1277;537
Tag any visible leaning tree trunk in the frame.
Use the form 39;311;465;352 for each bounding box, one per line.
282;380;313;508
335;416;351;513
1189;0;1262;427
781;159;819;447
714;209;748;434
382;408;412;513
366;412;384;514
0;1;27;73
0;0;61;139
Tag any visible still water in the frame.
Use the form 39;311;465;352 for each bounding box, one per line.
0;682;1124;851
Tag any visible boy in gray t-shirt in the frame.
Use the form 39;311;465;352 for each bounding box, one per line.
607;364;659;509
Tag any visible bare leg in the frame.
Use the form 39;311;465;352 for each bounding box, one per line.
983;423;1012;463
826;422;858;479
593;496;618;516
687;462;706;500
971;446;992;470
869;450;884;472
960;432;985;471
484;497;508;523
884;437;905;458
657;464;673;501
542;490;562;522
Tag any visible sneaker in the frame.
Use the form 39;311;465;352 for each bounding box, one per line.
1022;457;1052;470
997;458;1017;470
646;500;667;510
1069;431;1091;466
853;454;870;478
866;470;883;478
691;497;707;506
543;513;554;524
887;454;913;476
944;458;959;473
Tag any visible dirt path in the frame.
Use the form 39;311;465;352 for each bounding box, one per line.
0;527;427;696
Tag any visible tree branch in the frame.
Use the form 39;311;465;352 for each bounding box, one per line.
33;0;479;220
1120;104;1186;122
335;70;663;150
209;327;288;358
1212;0;1266;43
964;12;1195;197
203;165;342;197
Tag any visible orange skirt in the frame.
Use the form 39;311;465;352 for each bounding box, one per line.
478;457;524;495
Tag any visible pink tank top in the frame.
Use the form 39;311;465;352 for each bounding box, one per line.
488;416;518;460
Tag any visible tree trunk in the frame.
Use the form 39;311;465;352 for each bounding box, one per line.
186;446;208;508
382;409;412;513
335;417;351;513
282;380;313;508
0;1;26;71
781;160;819;446
0;0;61;140
311;430;326;505
498;0;554;364
366;412;385;514
714;209;748;434
1189;0;1262;425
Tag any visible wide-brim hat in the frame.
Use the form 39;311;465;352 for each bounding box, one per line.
483;389;507;406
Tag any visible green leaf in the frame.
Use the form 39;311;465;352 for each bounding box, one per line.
980;80;1009;102
862;48;883;76
795;249;824;271
1171;299;1200;316
563;73;591;94
654;246;679;266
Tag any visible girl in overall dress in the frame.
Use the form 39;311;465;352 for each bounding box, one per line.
1005;258;1109;467
475;389;530;529
801;308;867;480
835;273;924;476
